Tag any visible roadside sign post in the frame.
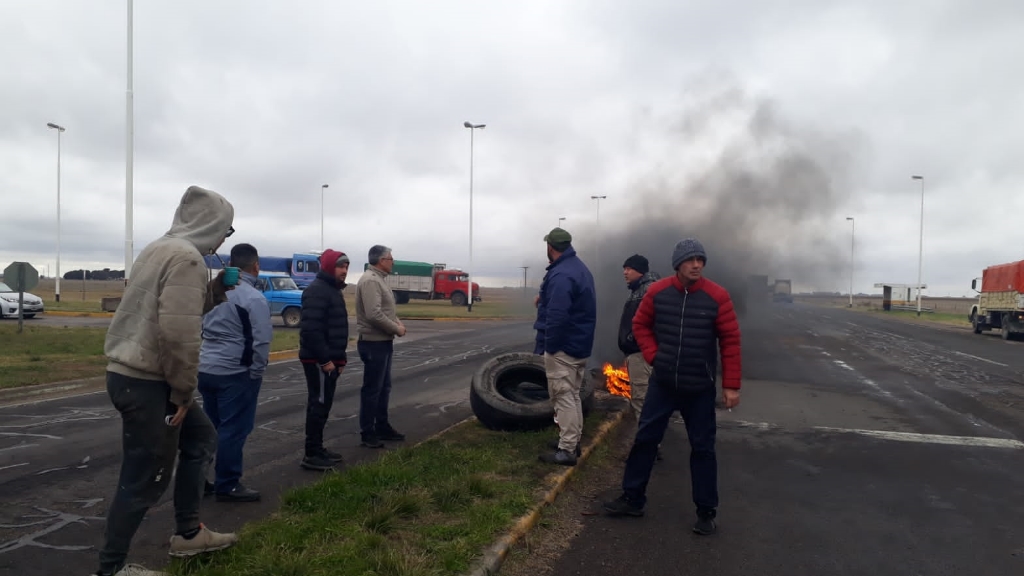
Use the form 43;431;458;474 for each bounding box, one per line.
3;262;40;334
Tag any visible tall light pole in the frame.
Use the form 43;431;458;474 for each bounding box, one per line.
125;0;135;284
558;216;566;228
912;175;924;316
590;195;606;272
47;122;65;302
320;184;329;252
464;121;485;312
846;217;855;307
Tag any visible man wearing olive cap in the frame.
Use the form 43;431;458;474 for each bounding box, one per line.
534;227;597;466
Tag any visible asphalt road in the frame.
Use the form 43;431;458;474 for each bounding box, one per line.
0;319;534;575
552;303;1024;576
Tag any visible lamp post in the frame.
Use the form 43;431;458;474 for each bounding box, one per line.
590;195;606;272
912;175;924;316
846;217;855;307
46;122;65;302
125;0;134;284
320;184;329;252
464;121;485;312
558;216;566;228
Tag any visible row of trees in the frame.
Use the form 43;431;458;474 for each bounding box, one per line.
62;268;126;280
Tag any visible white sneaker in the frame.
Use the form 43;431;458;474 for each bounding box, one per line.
111;565;168;576
168;524;238;558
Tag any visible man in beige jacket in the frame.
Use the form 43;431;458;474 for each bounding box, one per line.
355;244;406;448
95;186;239;576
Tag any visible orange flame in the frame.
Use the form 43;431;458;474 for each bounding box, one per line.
602;363;631;398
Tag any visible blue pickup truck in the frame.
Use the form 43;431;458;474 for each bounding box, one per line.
254;272;304;328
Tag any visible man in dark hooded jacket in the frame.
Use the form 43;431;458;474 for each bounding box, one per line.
534;227;597;466
298;249;350;471
618;254;660;420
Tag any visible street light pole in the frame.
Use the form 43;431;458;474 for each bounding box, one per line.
464;121;485;312
846;217;855;307
590;195;606;272
47;122;65;302
320;184;329;252
558;216;566;228
125;0;135;284
912;175;925;316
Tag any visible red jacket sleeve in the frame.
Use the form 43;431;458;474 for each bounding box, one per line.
632;281;661;365
710;287;742;389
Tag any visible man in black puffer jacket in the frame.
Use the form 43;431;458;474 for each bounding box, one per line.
617;254;660;420
297;249;350;471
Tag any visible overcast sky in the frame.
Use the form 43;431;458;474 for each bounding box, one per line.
2;0;1023;296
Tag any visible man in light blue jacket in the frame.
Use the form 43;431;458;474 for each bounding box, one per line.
198;243;272;502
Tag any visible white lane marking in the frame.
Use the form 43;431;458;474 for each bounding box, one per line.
833;360;854;371
727;420;1024;449
949;350;1008;367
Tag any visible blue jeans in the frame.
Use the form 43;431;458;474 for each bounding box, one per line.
621;381;719;516
358;339;394;436
198;371;262;493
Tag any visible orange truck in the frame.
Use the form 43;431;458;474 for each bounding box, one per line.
969;260;1024;340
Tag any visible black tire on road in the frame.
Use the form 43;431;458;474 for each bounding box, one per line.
469;351;595;432
282;306;301;328
451;292;467;307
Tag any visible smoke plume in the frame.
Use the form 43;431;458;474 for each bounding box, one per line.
569;80;864;366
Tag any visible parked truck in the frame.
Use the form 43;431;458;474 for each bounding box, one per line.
204;252;322;288
969;260;1024;340
254;272;305;328
772;279;793;303
367;260;481;306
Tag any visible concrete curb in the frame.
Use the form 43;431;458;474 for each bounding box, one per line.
463;408;628;576
0;350;302;406
0;375;106;405
43;310;113;318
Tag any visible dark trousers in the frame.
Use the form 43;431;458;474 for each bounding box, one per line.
357;339;394;436
197;371;262;493
99;371;216;574
621;381;719;517
302;362;339;457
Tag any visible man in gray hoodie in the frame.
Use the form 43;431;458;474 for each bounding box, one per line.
97;186;239;576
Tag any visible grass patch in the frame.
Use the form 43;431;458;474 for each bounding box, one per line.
170;413;608;576
862;308;969;327
0;324;302;389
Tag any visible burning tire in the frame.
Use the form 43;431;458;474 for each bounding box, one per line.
470;352;595;431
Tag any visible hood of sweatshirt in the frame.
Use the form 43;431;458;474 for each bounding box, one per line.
165;186;235;255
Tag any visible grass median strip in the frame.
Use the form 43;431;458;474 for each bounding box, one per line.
170;411;612;576
0;325;302;390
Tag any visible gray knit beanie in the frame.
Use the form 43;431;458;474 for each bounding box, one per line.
671;238;707;270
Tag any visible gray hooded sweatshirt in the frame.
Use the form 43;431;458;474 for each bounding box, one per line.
104;186;235;406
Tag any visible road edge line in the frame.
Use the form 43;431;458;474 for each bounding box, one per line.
463;408;627;576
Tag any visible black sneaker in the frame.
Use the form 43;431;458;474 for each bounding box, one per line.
216;484;261;503
538;449;577;466
361;434;385;449
375;425;405;442
300;454;336;471
546;439;581;457
323;449;345;463
602;494;644;517
693;515;717;535
204;480;215;496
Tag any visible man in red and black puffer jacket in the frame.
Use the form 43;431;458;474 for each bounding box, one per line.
603;237;741;536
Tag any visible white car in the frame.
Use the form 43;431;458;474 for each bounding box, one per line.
0;281;45;318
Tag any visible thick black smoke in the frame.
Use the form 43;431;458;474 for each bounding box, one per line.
569;83;863;367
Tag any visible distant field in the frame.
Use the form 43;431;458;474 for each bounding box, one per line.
11;279;536;319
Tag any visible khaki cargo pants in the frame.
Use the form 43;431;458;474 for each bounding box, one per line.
544;351;588;452
625;352;652;419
